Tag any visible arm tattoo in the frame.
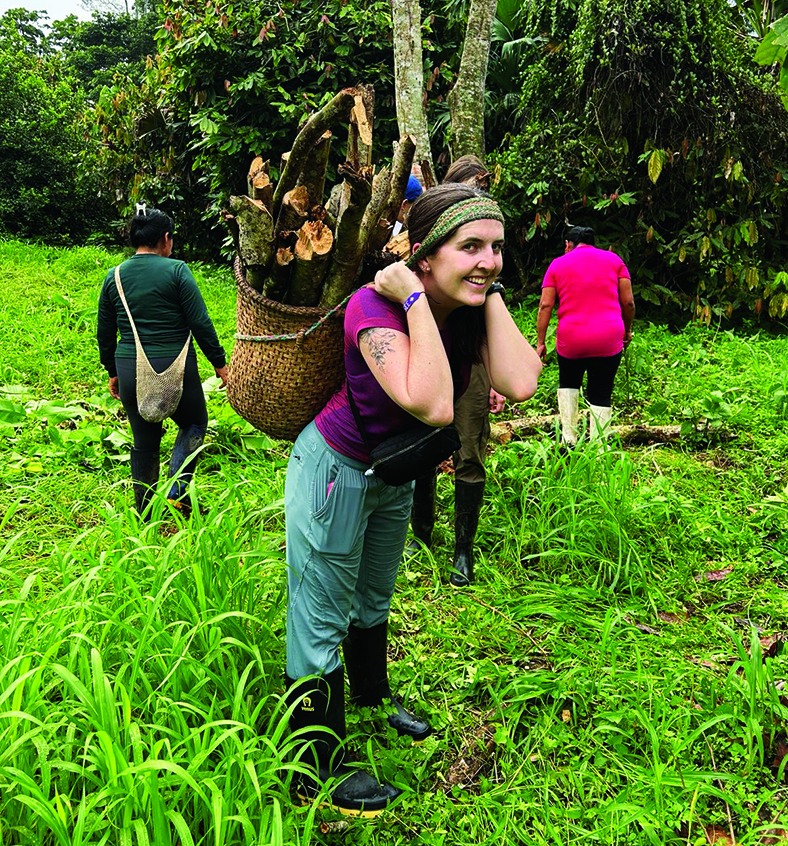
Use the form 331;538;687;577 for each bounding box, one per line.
359;328;397;372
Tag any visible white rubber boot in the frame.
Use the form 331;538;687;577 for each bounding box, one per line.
588;404;613;447
557;388;579;445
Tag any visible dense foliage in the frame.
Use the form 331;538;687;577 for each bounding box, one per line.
0;13;112;242
492;0;788;320
52;11;158;100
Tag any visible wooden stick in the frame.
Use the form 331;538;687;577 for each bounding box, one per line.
287;220;334;306
296;131;332;207
318;162;373;307
489;416;735;446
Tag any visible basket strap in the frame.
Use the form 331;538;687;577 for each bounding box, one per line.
235;290;354;343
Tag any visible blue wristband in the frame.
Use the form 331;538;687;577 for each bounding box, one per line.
403;291;423;312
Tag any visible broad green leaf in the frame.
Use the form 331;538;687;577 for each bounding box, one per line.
755;26;788;65
0;399;26;425
647;149;663;184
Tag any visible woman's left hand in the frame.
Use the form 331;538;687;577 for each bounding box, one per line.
108;376;120;400
489;389;506;414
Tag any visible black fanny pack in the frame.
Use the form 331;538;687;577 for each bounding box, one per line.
347;375;461;487
364;421;461;487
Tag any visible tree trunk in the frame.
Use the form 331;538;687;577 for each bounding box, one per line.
392;0;433;171
447;0;497;159
296;131;331;208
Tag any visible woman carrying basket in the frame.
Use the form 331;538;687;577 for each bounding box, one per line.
284;183;542;816
97;207;228;517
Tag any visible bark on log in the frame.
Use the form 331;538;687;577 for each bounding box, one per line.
392;0;433;170
296;131;331;207
373;135;417;250
489;416;735;446
360;165;392;253
447;0;497;159
229;195;274;292
275;185;310;239
319;163;374;308
265;246;296;300
272;88;356;220
287;220;335;306
348;86;374;170
419;158;437;189
325;183;344;232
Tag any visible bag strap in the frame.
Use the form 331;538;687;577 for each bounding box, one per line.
114;264;146;355
114;263;192;367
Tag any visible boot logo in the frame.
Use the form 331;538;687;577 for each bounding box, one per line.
301;696;314;712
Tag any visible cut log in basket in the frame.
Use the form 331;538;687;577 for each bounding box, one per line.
224;85;429;440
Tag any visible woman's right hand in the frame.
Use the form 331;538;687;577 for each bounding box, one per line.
373;263;424;304
536;342;547;362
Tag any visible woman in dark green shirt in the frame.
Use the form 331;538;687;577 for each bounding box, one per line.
97;207;228;517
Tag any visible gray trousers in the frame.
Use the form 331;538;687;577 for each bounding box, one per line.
285;422;414;678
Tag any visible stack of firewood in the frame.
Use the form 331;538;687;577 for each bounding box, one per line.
223;85;434;309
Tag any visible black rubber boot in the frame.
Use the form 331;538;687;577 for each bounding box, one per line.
285;667;401;817
130;448;160;520
450;481;485;587
343;622;432;742
167;424;206;513
406;471;437;554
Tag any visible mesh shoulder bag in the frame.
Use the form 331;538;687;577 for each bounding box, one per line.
114;264;191;423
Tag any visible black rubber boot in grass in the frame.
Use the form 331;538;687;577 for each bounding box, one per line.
130;448;160;520
285;667;401;817
343;622;432;742
405;471;437;555
450;481;485;587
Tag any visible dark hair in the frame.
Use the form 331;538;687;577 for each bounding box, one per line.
443;155;490;189
128;207;175;249
564;225;595;246
407;183;496;366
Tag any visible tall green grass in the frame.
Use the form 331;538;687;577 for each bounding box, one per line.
3;239;788;844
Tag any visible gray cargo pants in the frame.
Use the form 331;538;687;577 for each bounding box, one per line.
285;421;414;678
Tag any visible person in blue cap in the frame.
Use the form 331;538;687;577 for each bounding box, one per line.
391;175;424;236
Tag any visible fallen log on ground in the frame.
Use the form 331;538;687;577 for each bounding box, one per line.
490;416;736;446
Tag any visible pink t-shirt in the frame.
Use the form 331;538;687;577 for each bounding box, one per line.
542;244;630;359
315;287;469;461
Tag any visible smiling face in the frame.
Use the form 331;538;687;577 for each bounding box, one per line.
415;218;504;320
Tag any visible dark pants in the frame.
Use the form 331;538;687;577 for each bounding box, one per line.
116;353;208;450
453;362;490;485
557;352;623;407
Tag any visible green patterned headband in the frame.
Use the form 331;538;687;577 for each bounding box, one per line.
405;197;505;270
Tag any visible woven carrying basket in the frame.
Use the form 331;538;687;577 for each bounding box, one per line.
227;257;346;441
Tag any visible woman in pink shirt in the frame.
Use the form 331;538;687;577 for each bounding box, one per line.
536;226;635;445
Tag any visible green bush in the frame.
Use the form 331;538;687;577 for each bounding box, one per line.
0;19;113;243
491;0;788;320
